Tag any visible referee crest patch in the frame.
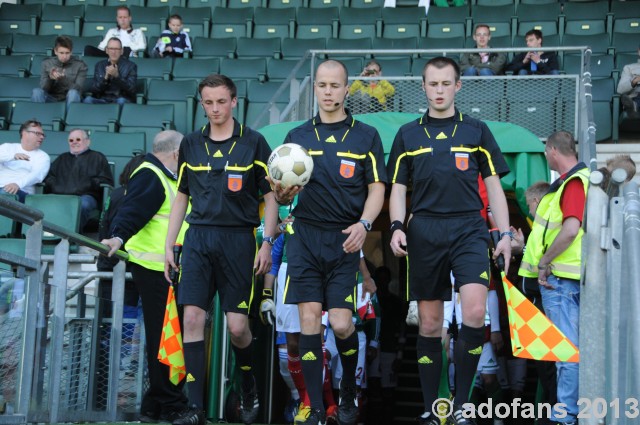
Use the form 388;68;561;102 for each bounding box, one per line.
340;160;356;178
228;174;243;192
455;153;469;171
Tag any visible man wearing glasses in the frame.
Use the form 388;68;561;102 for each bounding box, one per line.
44;129;113;231
0;120;51;202
84;38;137;105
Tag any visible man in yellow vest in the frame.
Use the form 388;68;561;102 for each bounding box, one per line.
518;131;589;425
102;130;189;423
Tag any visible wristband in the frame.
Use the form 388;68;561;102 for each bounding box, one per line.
390;220;405;233
262;288;273;298
500;231;514;241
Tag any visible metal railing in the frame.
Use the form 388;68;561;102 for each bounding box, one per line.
0;195;132;424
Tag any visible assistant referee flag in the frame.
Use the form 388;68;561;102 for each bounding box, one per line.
158;283;186;384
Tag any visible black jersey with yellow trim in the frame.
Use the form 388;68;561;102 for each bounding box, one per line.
285;111;387;228
177;119;273;227
387;109;509;217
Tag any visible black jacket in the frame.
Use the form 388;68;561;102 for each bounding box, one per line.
91;57;137;102
44;149;113;201
506;51;559;75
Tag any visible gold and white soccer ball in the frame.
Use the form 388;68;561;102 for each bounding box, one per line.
268;143;314;188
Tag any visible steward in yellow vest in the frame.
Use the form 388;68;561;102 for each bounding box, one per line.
101;131;190;422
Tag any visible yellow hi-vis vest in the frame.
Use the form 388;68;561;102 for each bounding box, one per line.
126;162;189;272
519;165;589;280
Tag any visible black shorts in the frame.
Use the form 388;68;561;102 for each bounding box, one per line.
406;214;490;301
284;220;360;311
178;225;257;314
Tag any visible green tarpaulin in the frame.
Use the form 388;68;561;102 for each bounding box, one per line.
259;112;549;216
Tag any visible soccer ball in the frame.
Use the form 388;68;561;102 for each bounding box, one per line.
268;143;314;188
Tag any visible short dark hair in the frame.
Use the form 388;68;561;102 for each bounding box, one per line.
546;130;577;156
198;74;237;99
474;24;490;35
525;29;543;42
423;56;461;82
107;37;122;48
119;154;146;186
54;35;73;51
19;119;43;136
365;59;381;71
168;14;183;23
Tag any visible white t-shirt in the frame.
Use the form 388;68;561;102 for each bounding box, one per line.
0;143;51;194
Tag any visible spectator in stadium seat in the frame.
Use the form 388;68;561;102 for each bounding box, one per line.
0;120;50;203
44;128;114;231
506;29;559;76
152;14;192;59
460;24;507;77
348;60;395;112
31;36;88;108
83;38;137;105
84;6;146;58
617;45;640;118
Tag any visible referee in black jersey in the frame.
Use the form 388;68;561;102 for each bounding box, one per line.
387;57;512;425
165;74;278;425
271;60;387;425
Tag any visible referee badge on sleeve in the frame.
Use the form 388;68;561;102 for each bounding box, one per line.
340;159;356;178
455;153;469;171
228;174;243;192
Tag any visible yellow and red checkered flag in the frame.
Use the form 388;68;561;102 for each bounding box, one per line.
502;273;579;363
158;283;186;385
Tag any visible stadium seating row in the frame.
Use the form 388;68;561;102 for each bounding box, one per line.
0;2;637;41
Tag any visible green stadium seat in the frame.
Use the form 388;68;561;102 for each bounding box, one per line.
144;79;198;134
519;0;555;4
417;36;465;58
611;0;640;37
24;194;82;244
147;0;183;8
616;52;638;71
236;37;281;58
90;131;146;181
0;239;27;271
253;7;295;39
36;130;69;158
119;103;175;142
38;4;83;36
0;55;32;77
338;7;381;39
12;34;56;56
476;0;514;5
0;76;40;102
0;130;19;144
191;36;236;58
505;78;560;138
0;33;12;55
348;0;384;7
0;195;19;239
426;6;469;39
0;3;41;35
27;55;47;78
611;32;640;56
245;80;288;129
211;6;253;38
171;6;212;39
381;7;427;39
187;0;224;9
266;57;311;81
516;3;561;37
22;0;61;4
591;77;617;142
105;0;144;5
281;37;326;59
9;102;65;132
308;0;343;7
130;5;169;36
0;101;12;129
220;57;267;81
564;54;614;79
130;57;173;83
82;6;120;37
296;7;338;39
227;0;263;7
562;33;611;55
372;36;418;58
267;0;304;8
172;57;219;81
65;103;120;133
68;36;102;56
470;5;516;39
327;37;371;59
562;1;611;37
339;57;363;77
458;78;506;121
65;0;101;6
374;57;411;76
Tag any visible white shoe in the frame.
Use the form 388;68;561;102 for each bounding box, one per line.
406;300;419;326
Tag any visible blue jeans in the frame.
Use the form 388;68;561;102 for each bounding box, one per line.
541;275;580;423
31;88;81;109
83;96;130;106
462;66;496;76
79;194;98;231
